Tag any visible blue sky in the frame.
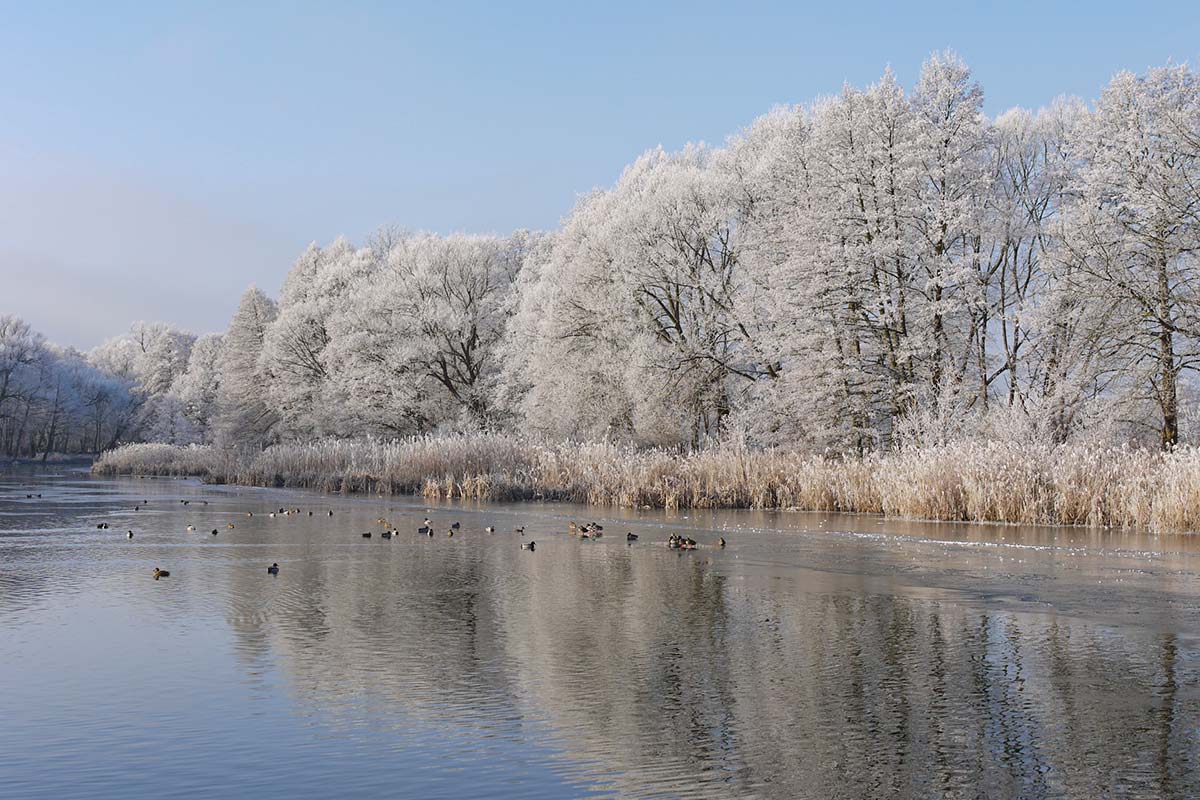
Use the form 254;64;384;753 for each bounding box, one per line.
2;0;1198;347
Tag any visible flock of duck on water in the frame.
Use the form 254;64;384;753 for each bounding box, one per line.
81;495;726;580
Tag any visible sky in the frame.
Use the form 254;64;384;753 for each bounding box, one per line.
2;1;1198;349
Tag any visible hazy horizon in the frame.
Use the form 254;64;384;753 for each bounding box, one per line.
3;1;1198;349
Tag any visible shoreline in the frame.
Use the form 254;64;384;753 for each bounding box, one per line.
91;436;1200;533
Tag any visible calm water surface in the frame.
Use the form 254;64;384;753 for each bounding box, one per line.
2;465;1200;799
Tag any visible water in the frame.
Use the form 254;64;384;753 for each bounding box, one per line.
2;465;1200;799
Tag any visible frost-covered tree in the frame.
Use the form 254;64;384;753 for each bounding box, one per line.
215;287;278;449
324;232;528;433
514;189;641;442
16;54;1200;457
170;333;223;442
0;314;44;421
262;238;379;438
1056;66;1200;448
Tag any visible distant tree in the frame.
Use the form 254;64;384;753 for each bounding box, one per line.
0;314;44;420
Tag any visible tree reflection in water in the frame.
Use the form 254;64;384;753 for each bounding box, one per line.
3;472;1200;799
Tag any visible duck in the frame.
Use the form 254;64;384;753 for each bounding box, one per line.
362;532;372;538
268;512;276;518
267;563;280;575
717;537;726;548
246;512;253;517
181;500;189;505
514;526;525;534
485;526;495;534
521;541;535;551
227;523;235;529
127;531;134;539
307;511;313;516
186;525;196;532
450;522;460;530
211;529;219;536
667;534;681;549
568;521;578;534
134;506;140;511
626;532;638;542
381;530;393;539
327;509;334;517
447;529;455;537
426;528;434;537
424;518;433;527
417;525;431;534
152;568;170;579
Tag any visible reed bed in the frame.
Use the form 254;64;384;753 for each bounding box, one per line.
91;435;1200;532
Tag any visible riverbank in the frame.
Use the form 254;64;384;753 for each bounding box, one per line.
91;436;1200;532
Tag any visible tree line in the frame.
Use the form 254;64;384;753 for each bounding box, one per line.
4;53;1199;457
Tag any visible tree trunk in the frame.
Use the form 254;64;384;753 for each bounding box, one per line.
1158;253;1178;450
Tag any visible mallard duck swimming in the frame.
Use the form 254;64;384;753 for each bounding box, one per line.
521;542;535;551
227;523;235;529
267;563;280;575
153;568;170;579
717;537;726;548
447;529;454;537
362;532;372;538
450;522;460;530
626;532;638;542
381;530;393;539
